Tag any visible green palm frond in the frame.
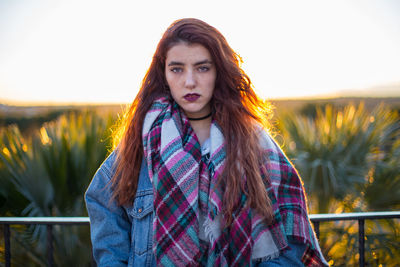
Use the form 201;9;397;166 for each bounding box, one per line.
278;103;399;213
0;110;116;266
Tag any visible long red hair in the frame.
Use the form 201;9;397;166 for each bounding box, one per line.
112;18;273;224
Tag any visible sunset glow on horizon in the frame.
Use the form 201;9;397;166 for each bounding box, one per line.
1;0;400;105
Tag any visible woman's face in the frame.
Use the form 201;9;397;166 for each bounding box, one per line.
165;42;216;118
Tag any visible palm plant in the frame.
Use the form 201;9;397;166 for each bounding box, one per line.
277;102;400;266
0;127;29;217
0;110;116;266
278;103;398;213
363;133;400;211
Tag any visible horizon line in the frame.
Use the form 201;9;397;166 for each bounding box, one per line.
2;95;400;107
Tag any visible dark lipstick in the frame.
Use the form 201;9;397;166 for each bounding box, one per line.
184;93;200;102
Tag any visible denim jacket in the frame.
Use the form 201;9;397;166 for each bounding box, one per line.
85;151;307;267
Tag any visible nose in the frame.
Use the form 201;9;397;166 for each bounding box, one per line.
184;70;196;89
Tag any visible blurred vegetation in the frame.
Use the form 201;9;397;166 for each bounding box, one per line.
278;103;400;213
0;108;71;135
0;110;115;266
0;100;399;266
277;102;400;266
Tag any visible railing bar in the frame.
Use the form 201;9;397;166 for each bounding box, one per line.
312;221;320;239
0;212;399;224
309;211;400;222
4;224;11;267
358;219;365;267
47;224;54;267
0;217;90;225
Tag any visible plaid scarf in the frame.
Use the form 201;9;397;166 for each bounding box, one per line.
142;97;328;266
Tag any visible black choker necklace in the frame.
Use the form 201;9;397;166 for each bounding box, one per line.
187;112;212;121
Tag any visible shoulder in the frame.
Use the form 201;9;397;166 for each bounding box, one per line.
254;125;280;153
255;125;301;189
94;150;118;181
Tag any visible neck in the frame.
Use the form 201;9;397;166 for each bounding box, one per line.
187;112;212;121
188;117;211;145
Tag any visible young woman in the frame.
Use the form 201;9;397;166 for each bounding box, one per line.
85;18;328;266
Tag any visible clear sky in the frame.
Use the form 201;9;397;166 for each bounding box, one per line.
0;0;399;104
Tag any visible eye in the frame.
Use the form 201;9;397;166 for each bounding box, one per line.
198;66;210;72
170;67;183;73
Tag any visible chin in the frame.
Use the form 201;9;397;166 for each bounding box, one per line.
181;105;203;114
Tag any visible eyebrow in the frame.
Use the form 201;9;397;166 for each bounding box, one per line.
167;59;213;66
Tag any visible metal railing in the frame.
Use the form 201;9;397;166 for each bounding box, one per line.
1;217;90;267
1;211;400;267
310;211;400;267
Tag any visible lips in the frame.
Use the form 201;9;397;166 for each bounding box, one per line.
184;93;200;102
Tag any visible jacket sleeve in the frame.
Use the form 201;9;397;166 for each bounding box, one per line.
85;152;132;266
254;241;307;266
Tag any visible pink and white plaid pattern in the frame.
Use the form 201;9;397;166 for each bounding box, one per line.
142;97;328;266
